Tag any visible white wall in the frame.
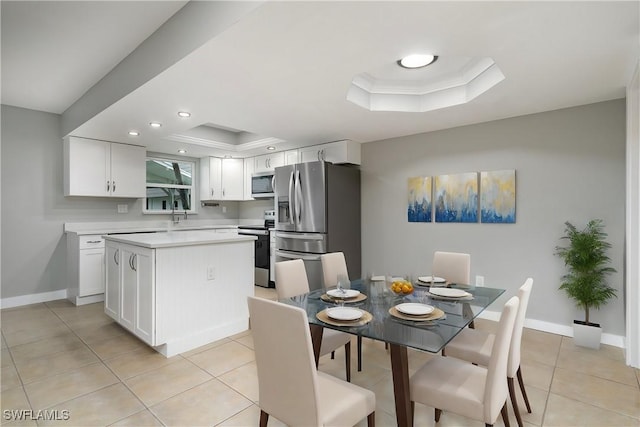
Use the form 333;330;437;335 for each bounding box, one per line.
361;100;626;336
0;105;241;299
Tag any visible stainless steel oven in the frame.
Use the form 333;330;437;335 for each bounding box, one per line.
237;210;275;288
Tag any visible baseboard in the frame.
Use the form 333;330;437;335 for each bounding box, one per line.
1;289;68;309
477;310;626;349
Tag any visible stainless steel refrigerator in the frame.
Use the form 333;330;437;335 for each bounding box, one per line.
274;161;361;291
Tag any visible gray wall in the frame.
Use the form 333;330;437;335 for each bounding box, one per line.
0;105;242;299
361;100;626;336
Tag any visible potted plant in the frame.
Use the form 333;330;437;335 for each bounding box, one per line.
555;219;617;349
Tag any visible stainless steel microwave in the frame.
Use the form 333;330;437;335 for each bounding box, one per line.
251;171;275;198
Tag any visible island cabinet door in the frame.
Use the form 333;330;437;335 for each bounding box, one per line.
134;250;155;345
120;245;156;345
105;243;121;320
120;247;137;333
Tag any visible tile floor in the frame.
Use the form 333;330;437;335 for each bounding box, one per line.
1;287;638;426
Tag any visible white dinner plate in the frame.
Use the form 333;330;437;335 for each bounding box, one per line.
428;288;471;298
418;276;446;283
395;303;434;316
326;307;363;321
326;289;360;299
370;275;385;282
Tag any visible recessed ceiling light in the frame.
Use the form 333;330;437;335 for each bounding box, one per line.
128;130;140;136
397;54;438;69
149;122;162;128
177;149;187;154
177;111;191;118
266;146;276;151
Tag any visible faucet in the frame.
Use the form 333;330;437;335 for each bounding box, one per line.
172;207;180;225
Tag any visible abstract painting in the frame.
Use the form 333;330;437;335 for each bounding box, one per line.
480;169;516;223
434;173;478;223
408;176;432;222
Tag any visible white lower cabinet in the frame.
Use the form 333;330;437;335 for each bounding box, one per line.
105;242;155;345
67;234;106;306
104;236;254;357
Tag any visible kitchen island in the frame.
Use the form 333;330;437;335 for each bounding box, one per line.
103;230;256;357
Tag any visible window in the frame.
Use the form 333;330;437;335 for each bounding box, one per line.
144;156;195;213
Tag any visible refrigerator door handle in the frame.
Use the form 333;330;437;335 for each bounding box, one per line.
288;170;295;225
295;169;303;226
275;232;324;240
275;250;321;261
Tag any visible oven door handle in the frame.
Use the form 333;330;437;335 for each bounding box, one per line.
275;250;321;261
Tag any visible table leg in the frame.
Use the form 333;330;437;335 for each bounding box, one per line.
310;324;324;367
389;343;412;427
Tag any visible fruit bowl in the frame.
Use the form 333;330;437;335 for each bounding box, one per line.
389;279;414;295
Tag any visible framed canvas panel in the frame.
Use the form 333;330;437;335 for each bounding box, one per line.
434;172;478;223
480;169;516;223
408;176;432;222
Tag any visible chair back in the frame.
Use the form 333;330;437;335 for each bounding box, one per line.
248;296;321;426
320;252;349;288
508;278;533;377
432;251;471;285
484;296;519;423
275;259;310;299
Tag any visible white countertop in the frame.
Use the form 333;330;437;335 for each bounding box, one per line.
103;230;257;249
64;220;262;235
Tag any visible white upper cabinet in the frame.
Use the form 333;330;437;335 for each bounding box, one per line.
299;140;361;165
243;157;255;201
284;149;299;165
200;157;244;201
254;152;285;173
64;136;146;197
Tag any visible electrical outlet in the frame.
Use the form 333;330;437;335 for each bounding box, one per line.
222;206;227;213
207;266;215;280
117;204;128;213
475;275;485;287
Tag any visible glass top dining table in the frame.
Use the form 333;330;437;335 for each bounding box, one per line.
280;278;505;427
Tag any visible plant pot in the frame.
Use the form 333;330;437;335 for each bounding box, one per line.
572;320;602;349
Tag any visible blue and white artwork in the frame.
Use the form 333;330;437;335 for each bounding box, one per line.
408;176;432;222
480;169;516;223
434;173;479;223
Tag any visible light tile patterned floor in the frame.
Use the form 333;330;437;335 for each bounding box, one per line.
1;288;638;426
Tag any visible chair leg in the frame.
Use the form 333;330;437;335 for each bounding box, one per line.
259;410;269;427
508;377;524;427
345;341;351;382
434;408;441;422
357;335;363;371
517;366;532;413
331;350;335;359
367;412;375;427
501;402;511;427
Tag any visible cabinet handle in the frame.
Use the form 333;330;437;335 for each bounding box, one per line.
132;254;137;271
114;249;119;266
107;181;110;192
223;189;225;197
112;181;116;192
321;149;326;161
128;253;134;270
211;188;214;196
317;150;321;161
87;240;102;244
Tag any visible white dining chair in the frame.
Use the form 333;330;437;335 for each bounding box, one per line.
275;259;353;382
320;251;364;372
247;296;376;427
444;278;534;427
410;296;520;427
432;251;471;285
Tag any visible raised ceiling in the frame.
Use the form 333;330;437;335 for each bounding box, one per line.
2;1;638;158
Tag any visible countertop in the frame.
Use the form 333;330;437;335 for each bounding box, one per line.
64;220;262;235
103;230;257;249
